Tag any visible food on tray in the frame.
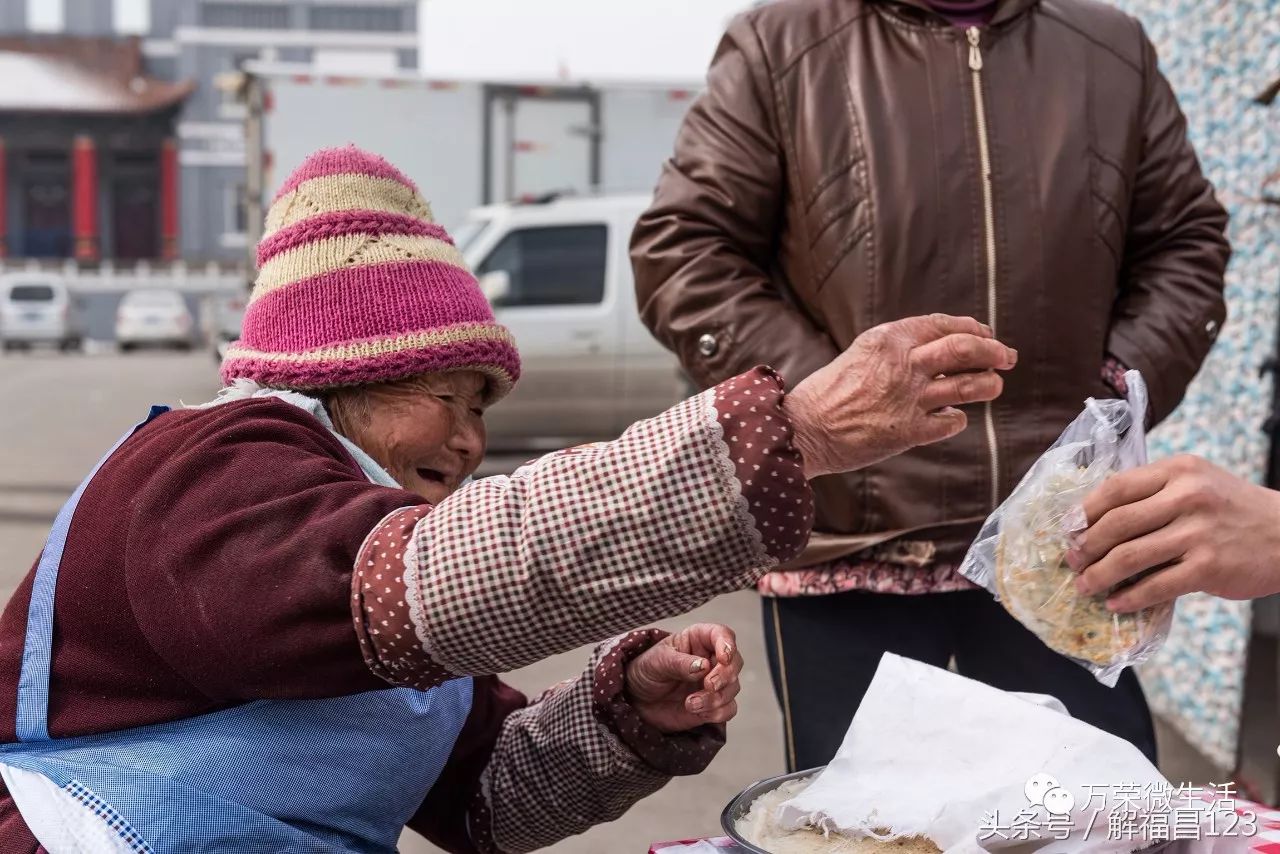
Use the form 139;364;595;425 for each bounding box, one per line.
736;777;941;854
994;466;1158;667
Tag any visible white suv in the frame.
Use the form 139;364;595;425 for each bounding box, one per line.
0;276;84;353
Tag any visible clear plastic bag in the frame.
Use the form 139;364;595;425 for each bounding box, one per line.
958;370;1173;686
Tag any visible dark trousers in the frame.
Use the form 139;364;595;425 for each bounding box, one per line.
761;589;1158;772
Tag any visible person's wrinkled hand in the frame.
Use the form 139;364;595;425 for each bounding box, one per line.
1068;455;1280;612
624;623;743;734
784;314;1017;478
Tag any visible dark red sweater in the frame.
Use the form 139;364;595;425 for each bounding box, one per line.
0;401;511;850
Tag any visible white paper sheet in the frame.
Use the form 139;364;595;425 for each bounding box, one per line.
776;654;1172;853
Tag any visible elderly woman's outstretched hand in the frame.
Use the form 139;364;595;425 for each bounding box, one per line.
624;624;743;734
784;314;1017;479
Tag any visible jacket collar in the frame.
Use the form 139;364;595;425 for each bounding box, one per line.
874;0;1040;27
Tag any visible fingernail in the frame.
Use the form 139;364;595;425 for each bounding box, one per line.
710;677;722;692
1106;597;1123;612
723;643;734;659
688;695;705;712
1065;549;1083;571
1075;576;1091;596
690;658;705;673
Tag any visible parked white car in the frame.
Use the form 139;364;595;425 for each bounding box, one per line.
116;289;196;352
458;193;685;451
0;275;84;352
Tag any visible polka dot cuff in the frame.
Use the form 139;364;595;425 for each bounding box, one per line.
467;633;726;853
713;367;816;563
352;505;453;689
593;629;726;776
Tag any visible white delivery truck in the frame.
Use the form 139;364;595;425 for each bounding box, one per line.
238;65;699;243
231;66;696;447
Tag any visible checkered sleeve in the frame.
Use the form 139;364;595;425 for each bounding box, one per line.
392;367;812;680
466;632;722;854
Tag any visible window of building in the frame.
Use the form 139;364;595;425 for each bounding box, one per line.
113;151;158;169
20;151;72;259
112;0;151;34
308;5;404;32
312;49;397;74
476;225;607;308
199;2;291;29
226;184;248;235
23;151;69;170
26;0;65;32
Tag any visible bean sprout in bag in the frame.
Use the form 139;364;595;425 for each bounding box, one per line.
958;371;1173;686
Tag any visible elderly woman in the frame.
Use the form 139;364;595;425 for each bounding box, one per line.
0;147;1013;853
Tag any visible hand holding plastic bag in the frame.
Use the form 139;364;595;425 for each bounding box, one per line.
959;371;1172;686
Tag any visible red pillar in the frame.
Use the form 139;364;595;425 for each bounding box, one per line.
160;137;179;260
72;134;99;262
0;137;8;259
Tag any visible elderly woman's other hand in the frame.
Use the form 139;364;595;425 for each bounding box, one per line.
784;314;1017;478
624;623;743;733
1068;455;1280;611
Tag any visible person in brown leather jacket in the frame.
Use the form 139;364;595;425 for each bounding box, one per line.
631;0;1230;771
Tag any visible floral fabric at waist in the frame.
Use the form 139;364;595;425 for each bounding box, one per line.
757;538;978;597
757;561;978;597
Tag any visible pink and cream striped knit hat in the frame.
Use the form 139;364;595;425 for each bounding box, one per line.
221;145;520;400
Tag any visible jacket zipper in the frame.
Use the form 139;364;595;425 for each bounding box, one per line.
967;26;1000;510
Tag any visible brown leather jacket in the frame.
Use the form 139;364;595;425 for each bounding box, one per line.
630;0;1230;567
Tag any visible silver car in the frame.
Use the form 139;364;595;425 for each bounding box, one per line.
0;276;84;353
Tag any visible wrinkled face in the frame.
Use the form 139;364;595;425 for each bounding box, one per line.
329;371;489;505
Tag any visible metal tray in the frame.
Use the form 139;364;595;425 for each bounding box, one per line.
721;767;1172;854
720;767;822;853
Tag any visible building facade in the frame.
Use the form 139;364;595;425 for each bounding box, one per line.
1;0;419;264
0;36;190;263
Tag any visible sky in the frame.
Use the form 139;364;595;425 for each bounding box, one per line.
417;0;760;85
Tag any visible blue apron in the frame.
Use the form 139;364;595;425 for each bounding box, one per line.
0;405;472;853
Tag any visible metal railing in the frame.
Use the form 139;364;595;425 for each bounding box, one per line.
0;259;249;293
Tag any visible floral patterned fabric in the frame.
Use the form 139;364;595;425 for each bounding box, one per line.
1107;0;1280;771
757;560;977;597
